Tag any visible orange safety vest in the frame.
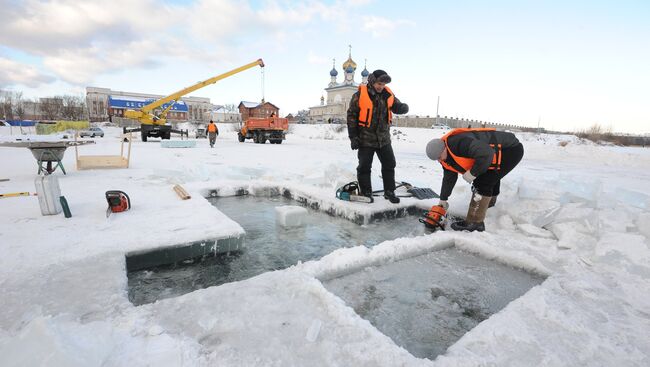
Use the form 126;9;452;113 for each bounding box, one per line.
358;85;394;128
439;128;503;173
207;123;217;133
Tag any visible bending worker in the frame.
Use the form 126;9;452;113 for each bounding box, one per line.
425;128;523;231
347;69;409;203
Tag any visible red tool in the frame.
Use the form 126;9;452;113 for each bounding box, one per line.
106;190;131;217
419;205;447;231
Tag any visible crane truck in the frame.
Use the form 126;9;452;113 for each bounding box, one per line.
123;59;265;142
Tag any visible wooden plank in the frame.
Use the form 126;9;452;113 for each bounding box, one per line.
173;184;191;200
126;133;132;168
77;156;128;170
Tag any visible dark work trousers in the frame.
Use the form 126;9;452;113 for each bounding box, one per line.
357;144;396;195
208;132;217;147
472;143;524;197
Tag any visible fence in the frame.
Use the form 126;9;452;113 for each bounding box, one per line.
392;115;533;131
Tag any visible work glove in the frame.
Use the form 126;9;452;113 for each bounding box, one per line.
350;138;360;150
394;103;409;115
462;170;476;184
437;200;449;210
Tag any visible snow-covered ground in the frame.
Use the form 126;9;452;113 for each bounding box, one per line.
1;124;649;366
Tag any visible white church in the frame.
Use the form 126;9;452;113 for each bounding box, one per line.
309;48;369;123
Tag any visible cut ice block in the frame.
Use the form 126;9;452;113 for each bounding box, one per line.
275;205;308;227
34;175;62;215
305;319;322;342
160;140;196;148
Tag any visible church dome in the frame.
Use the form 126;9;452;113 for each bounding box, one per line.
345;66;354;73
330;67;338;77
361;67;369;77
342;56;357;72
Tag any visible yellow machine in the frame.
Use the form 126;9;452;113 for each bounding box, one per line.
124;59;265;142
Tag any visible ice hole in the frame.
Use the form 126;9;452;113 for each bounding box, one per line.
127;195;428;305
322;248;545;360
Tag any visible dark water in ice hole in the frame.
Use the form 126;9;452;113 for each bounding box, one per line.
127;196;544;361
128;195;429;305
323;248;544;360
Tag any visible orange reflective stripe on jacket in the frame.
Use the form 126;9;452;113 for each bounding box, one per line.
358;85;394;128
439;128;502;173
207;123;217;133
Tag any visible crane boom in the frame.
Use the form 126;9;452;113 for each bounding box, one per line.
141;58;264;113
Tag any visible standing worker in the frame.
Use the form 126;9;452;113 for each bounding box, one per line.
347;69;409;203
207;120;219;148
425;128;523;231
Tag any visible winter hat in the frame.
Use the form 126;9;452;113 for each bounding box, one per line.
426;139;445;160
368;69;392;85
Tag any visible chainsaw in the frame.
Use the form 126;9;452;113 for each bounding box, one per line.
106;190;131;217
419;205;448;231
336;181;373;203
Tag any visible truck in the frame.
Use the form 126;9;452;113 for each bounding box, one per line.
195;127;207;139
123;59;265;142
238;117;288;144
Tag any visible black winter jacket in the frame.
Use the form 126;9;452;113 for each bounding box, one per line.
347;86;408;148
439;130;520;200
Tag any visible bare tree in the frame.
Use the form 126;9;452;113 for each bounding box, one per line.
0;90;16;120
61;94;86;120
0;90;5;119
39;97;64;120
296;109;309;123
14;92;25;120
223;103;238;113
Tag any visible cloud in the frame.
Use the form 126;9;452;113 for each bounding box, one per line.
0;0;372;87
41;40;163;84
0;0;168;54
361;15;416;38
307;50;330;65
0;57;55;88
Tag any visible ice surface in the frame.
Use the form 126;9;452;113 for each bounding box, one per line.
2;126;650;366
275;205;308;227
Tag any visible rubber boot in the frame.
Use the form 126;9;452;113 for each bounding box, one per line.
451;193;492;232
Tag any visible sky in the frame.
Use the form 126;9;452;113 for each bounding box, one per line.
0;0;649;134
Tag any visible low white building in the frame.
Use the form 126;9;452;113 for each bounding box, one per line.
206;106;242;123
86;86;214;123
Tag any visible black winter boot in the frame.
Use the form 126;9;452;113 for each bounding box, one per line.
383;191;400;204
450;220;485;232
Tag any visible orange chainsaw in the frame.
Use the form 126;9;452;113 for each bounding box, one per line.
106;190;131;217
419;205;447;231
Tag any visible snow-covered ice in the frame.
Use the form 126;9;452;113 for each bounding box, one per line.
1;124;649;366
